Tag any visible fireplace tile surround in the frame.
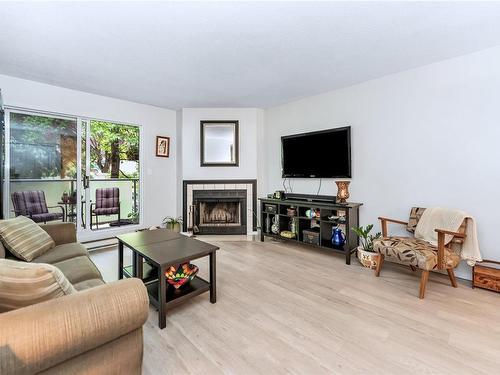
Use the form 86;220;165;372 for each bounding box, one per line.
183;179;257;235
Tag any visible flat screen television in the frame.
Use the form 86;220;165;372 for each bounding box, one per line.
281;126;351;178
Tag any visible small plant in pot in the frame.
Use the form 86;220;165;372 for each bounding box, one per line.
163;216;183;233
352;224;382;269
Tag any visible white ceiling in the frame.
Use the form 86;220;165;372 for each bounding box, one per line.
1;1;500;110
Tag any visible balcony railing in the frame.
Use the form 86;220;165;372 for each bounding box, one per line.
8;178;139;228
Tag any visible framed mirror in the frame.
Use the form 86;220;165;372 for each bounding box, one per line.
200;120;239;166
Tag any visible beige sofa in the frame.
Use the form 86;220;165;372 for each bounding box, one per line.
0;222;149;375
1;222;104;290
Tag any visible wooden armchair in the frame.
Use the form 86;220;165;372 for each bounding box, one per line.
374;207;466;299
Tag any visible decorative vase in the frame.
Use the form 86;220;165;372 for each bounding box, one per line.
335;181;350;204
289;217;298;235
357;247;381;269
167;222;181;233
331;226;345;246
265;216;271;233
271;215;280;234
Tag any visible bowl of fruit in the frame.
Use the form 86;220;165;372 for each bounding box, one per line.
165;263;199;290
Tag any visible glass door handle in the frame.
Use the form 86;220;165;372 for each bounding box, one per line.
83;176;90;189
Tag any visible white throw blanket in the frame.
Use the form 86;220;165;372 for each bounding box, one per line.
415;207;482;266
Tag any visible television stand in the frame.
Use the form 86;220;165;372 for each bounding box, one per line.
259;196;362;264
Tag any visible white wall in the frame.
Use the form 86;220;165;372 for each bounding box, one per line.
0;74;177;241
179;108;265;231
176;109;184;218
264;46;500;279
181;108;264;181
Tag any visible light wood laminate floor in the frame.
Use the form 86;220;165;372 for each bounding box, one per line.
90;237;500;374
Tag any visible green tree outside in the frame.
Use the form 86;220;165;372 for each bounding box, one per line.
10;114;139;179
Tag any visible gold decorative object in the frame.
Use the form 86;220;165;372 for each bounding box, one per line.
280;230;296;239
335;181;350;204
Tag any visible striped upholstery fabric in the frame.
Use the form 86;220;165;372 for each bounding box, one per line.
11;190;63;223
94;188;120;215
0;216;55;261
0;258;76;312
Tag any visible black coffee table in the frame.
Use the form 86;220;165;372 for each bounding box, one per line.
117;230;219;329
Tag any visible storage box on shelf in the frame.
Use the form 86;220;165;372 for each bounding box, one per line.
259;197;362;264
303;228;320;245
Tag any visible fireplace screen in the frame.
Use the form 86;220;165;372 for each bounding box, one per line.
199;201;241;227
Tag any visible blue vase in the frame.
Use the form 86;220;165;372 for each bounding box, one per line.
331;227;345;246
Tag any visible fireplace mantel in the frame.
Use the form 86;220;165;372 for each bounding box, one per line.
182;179;257;234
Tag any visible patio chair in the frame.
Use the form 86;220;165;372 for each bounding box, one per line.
11;190;64;223
90;187;120;229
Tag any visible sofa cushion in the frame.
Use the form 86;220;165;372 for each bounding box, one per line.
73;278;106;291
33;242;88;265
0;259;76;312
0;241;4;259
52;255;103;285
40;222;77;246
0;216;55;262
373;236;461;271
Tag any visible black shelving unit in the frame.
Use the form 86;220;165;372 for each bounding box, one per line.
259;197;363;264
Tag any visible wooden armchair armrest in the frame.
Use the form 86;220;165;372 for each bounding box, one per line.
434;228;466;238
435;229;466;269
378;217;408;237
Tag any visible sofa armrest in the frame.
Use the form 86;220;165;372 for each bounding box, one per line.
40;222;77;245
0;278;149;375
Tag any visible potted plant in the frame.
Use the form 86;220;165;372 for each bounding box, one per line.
128;210;139;224
352;224;382;269
162;216;183;233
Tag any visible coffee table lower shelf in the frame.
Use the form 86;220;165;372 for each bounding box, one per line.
147;276;211;309
122;265;210;309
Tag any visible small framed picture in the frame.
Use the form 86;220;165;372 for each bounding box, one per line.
156;136;170;157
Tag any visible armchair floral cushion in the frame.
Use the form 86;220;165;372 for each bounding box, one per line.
373;237;460;270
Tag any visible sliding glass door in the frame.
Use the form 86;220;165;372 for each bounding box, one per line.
82;119;140;232
4;110;78;223
3;109;141;236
